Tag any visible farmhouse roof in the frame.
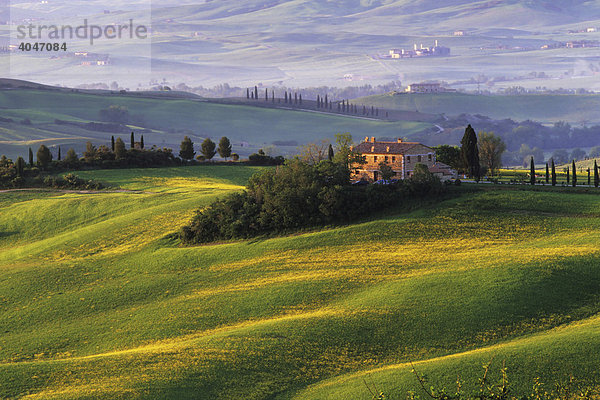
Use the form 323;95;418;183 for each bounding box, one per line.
353;138;433;155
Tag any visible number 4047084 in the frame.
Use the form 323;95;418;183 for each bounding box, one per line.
18;42;67;51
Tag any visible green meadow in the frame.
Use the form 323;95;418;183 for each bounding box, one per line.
2;166;600;398
0;89;432;161
357;92;600;124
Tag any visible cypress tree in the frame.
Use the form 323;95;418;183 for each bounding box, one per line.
317;95;320;108
545;163;549;183
460;124;480;180
265;88;268;101
272;90;275;103
140;135;144;149
57;146;61;161
247;88;250;99
36;145;52;169
551;159;556;186
299;94;302;105
115;137;126;160
254;86;258;100
567;167;570;184
285;92;288;103
530;156;535;185
572;160;577;187
337;102;341;112
28;148;33;166
329;101;332;110
372;106;375;115
363;105;366;115
595;160;599;188
328;144;334;161
294;93;298;104
111;135;115;151
15;156;24;176
130;131;135;149
588;167;591;185
325;95;328;107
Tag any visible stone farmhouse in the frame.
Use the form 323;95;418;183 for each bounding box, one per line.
350;137;456;182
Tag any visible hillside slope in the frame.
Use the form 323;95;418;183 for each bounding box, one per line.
0;89;432;161
1;169;600;398
355;92;600;124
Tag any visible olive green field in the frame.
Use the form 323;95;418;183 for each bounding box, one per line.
1;166;600;399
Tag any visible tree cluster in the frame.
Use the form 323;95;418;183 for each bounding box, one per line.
180;158;444;244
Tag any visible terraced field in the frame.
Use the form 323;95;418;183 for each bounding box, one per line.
1;166;600;399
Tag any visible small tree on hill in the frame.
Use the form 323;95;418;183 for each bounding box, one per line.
218;136;232;160
65;148;78;165
28;148;33;166
595;160;599;188
140;135;144;149
328;144;334;161
551;159;556;186
478;131;506;176
231;153;240;162
179;136;195;161
572;160;577;187
567;167;570;184
111;135;115;152
530;156;535;185
57;146;61;161
36;144;52;169
115;137;126;160
84;141;96;163
545;162;549;184
130;132;135;149
201;138;217;161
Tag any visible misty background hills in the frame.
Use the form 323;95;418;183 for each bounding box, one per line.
2;0;600;91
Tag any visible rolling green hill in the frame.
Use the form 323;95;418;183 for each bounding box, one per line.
355;92;600;124
0;88;433;161
2;167;600;398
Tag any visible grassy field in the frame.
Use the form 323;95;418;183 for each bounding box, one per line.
356;92;600;124
0;89;433;161
2;167;600;398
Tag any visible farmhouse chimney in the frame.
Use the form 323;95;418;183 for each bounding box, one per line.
370;137;376;143
397;138;403;143
365;136;369;142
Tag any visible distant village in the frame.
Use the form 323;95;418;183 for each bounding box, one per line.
386;40;450;59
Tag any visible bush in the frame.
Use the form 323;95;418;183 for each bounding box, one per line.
43;173;104;190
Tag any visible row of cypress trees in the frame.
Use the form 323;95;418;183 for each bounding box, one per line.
531;157;600;187
245;87;383;117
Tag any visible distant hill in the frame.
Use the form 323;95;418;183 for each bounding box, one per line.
7;0;600;90
0;86;432;161
355;92;600;124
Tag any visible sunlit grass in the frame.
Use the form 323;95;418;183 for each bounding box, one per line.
2;169;600;398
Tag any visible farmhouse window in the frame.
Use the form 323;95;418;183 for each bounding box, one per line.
407;156;411;163
374;156;378;162
428;154;432;161
385;156;389;162
418;155;422;162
